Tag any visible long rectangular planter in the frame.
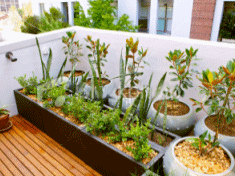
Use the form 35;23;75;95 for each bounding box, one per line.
14;89;167;176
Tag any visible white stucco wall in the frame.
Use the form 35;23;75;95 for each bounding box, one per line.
118;0;139;26
0;28;74;116
171;0;194;38
1;26;235;119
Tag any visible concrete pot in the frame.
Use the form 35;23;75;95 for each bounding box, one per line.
57;70;85;88
108;87;141;112
194;115;235;156
83;77;115;100
163;137;235;176
148;100;196;136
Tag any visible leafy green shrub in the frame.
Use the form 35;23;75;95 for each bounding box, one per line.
219;10;235;39
15;74;38;95
85;109;120;136
61;95;101;123
21;15;40;34
39;7;69;32
126;120;153;161
73;0;138;32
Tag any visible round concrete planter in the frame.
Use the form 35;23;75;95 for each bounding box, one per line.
194;115;235;156
83;77;115;100
108;87;141;112
57;70;85;87
163;137;235;176
148;100;196;136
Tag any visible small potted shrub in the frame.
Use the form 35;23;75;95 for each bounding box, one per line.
148;47;199;136
192;59;235;155
84;35;115;100
0;105;12;132
163;131;235;175
109;37;148;111
57;31;85;93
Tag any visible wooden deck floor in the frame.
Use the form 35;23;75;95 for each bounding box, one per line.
0;115;102;176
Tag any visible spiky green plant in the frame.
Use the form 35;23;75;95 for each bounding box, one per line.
36;37;52;80
0;106;9;115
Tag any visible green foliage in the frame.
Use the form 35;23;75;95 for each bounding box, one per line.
126;120;153;162
58;31;83;94
21;15;40;34
85;109;121;136
73;0;138;32
21;7;69;34
164;47;199;101
39;7;69;32
126;37;148;89
0;105;9;115
61;94;101;123
219;10;235;39
15;73;38;95
36;37;53;81
190;59;235;142
186;131;220;156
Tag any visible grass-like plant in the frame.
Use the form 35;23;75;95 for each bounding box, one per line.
36;37;53;81
190;59;235;142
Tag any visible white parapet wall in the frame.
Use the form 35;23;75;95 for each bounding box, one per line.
1;26;235;119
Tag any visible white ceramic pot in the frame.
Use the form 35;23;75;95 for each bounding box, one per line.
108;87;140;112
194;115;235;156
83;77;115;100
57;70;85;89
163;137;235;176
148;100;196;136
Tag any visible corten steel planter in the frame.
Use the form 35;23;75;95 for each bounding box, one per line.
14;88;166;176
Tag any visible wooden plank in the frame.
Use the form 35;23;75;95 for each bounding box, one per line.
0;133;43;176
15;116;97;176
4;131;53;176
11;118;77;176
0;159;14;176
0;148;23;176
0;140;33;176
16;115;102;176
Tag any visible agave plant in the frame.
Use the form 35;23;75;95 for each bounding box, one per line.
36;37;53;81
190;59;235;142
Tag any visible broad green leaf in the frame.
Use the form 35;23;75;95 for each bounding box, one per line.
208;71;213;83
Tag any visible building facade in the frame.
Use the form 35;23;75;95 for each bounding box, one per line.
17;0;235;42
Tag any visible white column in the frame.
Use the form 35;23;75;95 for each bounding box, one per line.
149;0;158;34
211;0;224;41
68;1;73;26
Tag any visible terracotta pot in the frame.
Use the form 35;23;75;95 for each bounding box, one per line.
194;115;235;156
0;110;9;130
163;137;235;176
148;100;196;136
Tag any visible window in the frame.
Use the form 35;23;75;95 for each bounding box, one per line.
39;3;45;15
157;3;173;35
61;2;69;23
